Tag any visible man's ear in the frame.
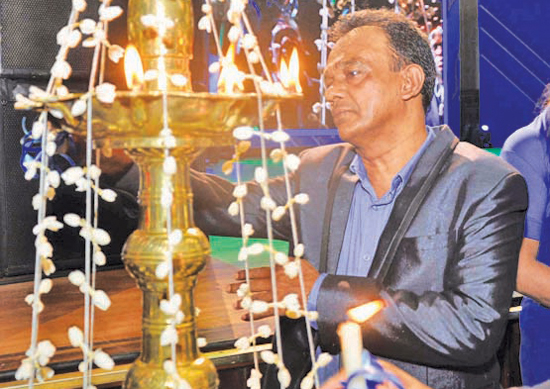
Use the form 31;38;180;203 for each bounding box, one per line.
400;64;425;102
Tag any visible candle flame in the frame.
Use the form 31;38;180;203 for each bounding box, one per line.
124;45;144;90
289;48;302;93
347;300;385;324
218;43;244;94
280;59;289;89
280;48;302;93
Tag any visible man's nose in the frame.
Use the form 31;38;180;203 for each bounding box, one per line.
324;78;345;102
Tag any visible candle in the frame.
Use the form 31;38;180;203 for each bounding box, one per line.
338;300;385;389
338;321;367;389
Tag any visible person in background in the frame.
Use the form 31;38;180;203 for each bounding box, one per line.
501;96;550;386
425;25;444;127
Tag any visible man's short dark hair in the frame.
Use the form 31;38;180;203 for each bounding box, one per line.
329;9;436;112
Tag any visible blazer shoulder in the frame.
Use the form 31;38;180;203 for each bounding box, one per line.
453;141;521;177
299;143;355;170
450;142;527;197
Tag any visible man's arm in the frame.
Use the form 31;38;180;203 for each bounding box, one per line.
501;130;550;308
190;169;293;240
316;172;527;367
516;238;550;307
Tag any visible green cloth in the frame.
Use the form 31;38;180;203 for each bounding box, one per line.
209;235;289;267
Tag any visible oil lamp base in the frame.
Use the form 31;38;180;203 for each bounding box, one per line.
124;357;218;389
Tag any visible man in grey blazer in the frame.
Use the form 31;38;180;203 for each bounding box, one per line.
192;9;528;389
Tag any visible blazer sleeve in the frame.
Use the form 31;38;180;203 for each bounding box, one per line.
316;172;527;368
190;169;293;241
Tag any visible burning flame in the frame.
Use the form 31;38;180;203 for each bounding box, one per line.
347;300;385;324
218;43;244;94
280;48;302;93
124;45;144;90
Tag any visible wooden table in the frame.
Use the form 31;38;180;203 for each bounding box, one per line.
0;258;268;388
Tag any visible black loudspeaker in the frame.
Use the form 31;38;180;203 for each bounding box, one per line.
0;78;139;282
1;0;96;78
0;0;134;283
0;0;129;83
0;78;41;279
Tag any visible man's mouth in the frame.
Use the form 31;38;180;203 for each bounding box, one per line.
331;108;353;121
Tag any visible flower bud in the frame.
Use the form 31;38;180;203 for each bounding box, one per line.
293;244;305;258
284;154;301;171
156;261;169;279
233;184;247;199
271;130;290;143
163;156;177;175
233;126;254;140
260;350;276;364
71;99;87;117
68;270;85;286
39;279;53;294
254;167;267;183
234;336;250;351
92;228;111;246
63;213;82;227
228;201;239;216
68;326;84;347
272;206;286;221
94;251;106;266
258;325;271;338
93;349;114;370
247;243;264;255
93;290;111;310
100;189;117;202
160;326;178;346
294;193;310;205
169;229;183;246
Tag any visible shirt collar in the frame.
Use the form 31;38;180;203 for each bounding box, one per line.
349;126;436;203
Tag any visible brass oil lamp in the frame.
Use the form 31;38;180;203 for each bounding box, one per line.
47;0;284;388
33;0;301;387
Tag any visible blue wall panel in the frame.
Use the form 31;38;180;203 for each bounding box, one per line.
479;1;550;147
443;0;461;136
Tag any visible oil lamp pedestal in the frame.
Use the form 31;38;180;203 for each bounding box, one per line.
57;92;283;389
122;149;216;389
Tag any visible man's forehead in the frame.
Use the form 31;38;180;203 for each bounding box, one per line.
326;26;391;66
337;25;388;46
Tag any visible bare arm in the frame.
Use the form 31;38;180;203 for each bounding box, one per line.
516;238;550;307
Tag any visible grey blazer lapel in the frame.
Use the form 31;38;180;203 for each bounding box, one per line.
319;146;358;273
327;169;359;273
368;126;459;281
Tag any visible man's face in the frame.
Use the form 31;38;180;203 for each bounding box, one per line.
324;26;403;144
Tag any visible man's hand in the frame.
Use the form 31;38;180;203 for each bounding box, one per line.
376;360;431;389
319;360;433;389
226;259;320;321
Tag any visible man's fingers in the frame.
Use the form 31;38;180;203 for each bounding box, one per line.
235;266;272;280
241;307;286;321
233;291;273;309
226;281;245;293
226;278;274;294
241;309;274;321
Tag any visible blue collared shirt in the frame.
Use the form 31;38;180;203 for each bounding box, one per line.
336;128;434;276
307;126;436;382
